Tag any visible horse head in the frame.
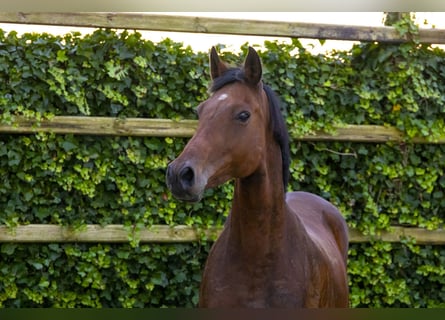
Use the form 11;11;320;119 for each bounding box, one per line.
166;47;273;202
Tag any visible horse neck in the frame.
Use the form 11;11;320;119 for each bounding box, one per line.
228;137;289;258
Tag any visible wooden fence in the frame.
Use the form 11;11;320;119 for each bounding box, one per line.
0;12;445;244
1;12;445;44
0;116;444;143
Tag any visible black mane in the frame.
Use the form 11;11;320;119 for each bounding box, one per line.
210;68;291;189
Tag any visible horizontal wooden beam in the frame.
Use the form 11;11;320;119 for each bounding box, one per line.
1;116;443;143
303;125;406;143
0;116;197;138
1;13;445;44
0;224;444;244
0;224;219;243
348;227;445;245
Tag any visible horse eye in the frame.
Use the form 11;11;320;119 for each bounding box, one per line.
236;111;251;123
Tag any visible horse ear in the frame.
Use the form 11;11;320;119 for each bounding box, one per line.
244;47;262;85
210;47;228;80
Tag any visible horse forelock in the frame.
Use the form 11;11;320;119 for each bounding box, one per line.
210;68;245;93
209;68;290;189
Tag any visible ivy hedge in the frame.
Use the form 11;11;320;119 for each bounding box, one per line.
0;18;445;307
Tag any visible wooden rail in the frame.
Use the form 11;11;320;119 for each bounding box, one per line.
0;224;444;244
0;116;198;138
1;12;445;44
1;116;444;143
0;13;444;245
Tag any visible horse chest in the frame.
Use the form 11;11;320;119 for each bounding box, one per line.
200;239;306;307
201;270;304;307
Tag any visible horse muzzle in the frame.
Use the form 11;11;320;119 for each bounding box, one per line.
166;161;206;202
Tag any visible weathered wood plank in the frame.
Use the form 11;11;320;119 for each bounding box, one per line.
0;224;218;243
0;116;197;137
0;12;445;44
300;125;444;144
0;224;444;244
1;116;443;143
348;226;445;245
300;125;405;143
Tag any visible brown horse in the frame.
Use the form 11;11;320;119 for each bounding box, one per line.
166;46;349;308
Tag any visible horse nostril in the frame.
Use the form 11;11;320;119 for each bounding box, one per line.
179;166;195;187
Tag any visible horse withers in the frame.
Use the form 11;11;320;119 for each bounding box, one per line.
166;46;349;308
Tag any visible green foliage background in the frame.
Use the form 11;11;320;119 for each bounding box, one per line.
0;20;445;307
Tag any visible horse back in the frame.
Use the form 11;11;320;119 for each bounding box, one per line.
286;191;348;262
285;191;349;307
